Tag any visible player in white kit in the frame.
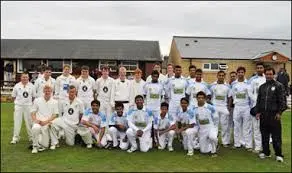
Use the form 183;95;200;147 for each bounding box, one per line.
11;72;36;144
95;65;115;126
129;68;146;109
164;65;188;121
34;66;56;98
146;62;167;83
209;71;231;147
77;100;108;148
76;65;96;110
186;65;197;85
176;98;198;156
108;102;129;150
229;67;253;150
54;64;77;116
153;102;176;152
111;66;131;114
50;85;84;149
30;85;58;153
126;95;153;153
195;91;218;157
248;62;266;153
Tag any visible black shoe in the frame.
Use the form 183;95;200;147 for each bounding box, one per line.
28;144;33;150
104;142;112;149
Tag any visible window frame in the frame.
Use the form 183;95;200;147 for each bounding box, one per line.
202;63;227;71
120;61;139;72
99;60;118;72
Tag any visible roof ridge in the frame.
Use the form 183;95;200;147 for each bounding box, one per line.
1;38;160;42
173;35;291;41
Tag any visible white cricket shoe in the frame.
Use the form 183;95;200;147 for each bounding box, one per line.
38;146;46;152
127;147;137;153
276;156;284;162
187;150;194;156
158;146;164;150
10;139;18;144
50;145;56;150
259;153;271;159
87;144;92;149
32;147;38;154
168;146;174;152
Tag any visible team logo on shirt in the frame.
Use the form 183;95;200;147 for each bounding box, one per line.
103;86;108;93
82;85;88;92
271;86;275;91
23;91;29;98
68;108;74;115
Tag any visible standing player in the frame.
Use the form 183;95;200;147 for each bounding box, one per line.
165;63;174;79
229;67;253;150
108;102;129;150
153;102;176;152
76;65;96;110
187;65;197;85
129;68;146;109
209;71;231;147
50;85;84;149
11;72;36;144
248;62;266;153
30;85;58;153
126;95;153;153
146;62;167;83
34;66;56;98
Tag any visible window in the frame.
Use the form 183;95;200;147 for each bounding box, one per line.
17;59;42;73
46;59;72;73
121;61;138;72
203;63;228;71
99;60;117;72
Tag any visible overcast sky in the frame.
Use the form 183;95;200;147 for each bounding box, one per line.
1;1;291;55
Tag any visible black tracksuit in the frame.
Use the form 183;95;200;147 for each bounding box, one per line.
256;79;287;157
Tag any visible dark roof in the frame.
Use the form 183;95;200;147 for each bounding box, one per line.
1;39;162;61
173;36;291;60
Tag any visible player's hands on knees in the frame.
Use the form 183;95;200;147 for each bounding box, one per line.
92;125;99;133
136;130;143;137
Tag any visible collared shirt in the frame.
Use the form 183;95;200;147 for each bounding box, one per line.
230;79;253;107
186;81;211;106
209;81;231;107
109;111;128;127
164;76;188;103
194;103;216;126
127;107;153;132
248;74;266;107
34;77;56;98
153;113;175;130
76;76;95;99
12;82;36;106
81;108;107;128
143;82;164;111
146;73;167;84
111;78;131;102
95;76;115;103
176;106;196;125
129;79;146;106
55;74;76;99
60;97;84;125
31;97;58;121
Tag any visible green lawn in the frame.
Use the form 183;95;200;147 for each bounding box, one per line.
1;103;291;172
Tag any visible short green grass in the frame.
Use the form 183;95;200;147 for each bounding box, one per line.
1;103;291;172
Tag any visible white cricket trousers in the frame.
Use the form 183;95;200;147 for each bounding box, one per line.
252;116;262;151
31;123;51;148
79;97;94;110
199;124;218;154
76;126;107;146
108;126;129;150
126;128;151;152
50;117;77;146
168;100;180;120
233;105;252;148
12;105;32;141
100;101;113;126
215;106;231;145
181;127;198;152
157;130;175;149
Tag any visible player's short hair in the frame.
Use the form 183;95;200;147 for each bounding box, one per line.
175;65;181;69
69;85;76;90
264;66;275;75
195;69;203;74
135;95;144;101
134;68;142;74
189;65;197;71
167;63;173;68
115;102;124;109
81;65;89;71
91;99;100;106
43;84;52;90
119;66;127;72
180;97;189;104
21;71;29;76
197;91;207;98
229;71;237;75
217;70;226;75
101;65;110;71
44;66;52;71
63;64;71;69
154;62;161;66
160;102;169;109
256;62;265;67
151;70;159;76
237;66;246;73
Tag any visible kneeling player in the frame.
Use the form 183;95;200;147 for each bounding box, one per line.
176;97;198;156
195;91;218;157
154;102;176;152
77;100;108;148
108;102;129;150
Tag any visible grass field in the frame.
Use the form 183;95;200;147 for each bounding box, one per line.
1;103;291;172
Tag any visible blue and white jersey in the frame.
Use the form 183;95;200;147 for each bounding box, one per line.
127;107;153;131
153;113;175;130
248;75;266;107
143;82;164;111
109;111;128;127
194;103;216;126
186;81;211;106
230;79;253;107
81;108;107;128
176;106;196;125
164;76;188;104
209;81;231;107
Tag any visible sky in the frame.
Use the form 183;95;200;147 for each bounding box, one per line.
1;1;291;56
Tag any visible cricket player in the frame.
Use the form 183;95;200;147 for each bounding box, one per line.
146;62;167;83
50;85;84;149
209;70;231;147
126;95;153;153
54;64;77;115
176;97;198;156
76;65;96;110
108;102;129;150
228;71;237;129
186;69;211;107
95;65;115;125
111;66;131;113
30;85;58;153
153;102;176;152
77;99;108;148
165;63;174;79
248;62;266;153
195;91;218;157
229;66;253;150
129;68;146;109
11;72;36;144
34;66;56;98
164;65;188;121
187;65;197;85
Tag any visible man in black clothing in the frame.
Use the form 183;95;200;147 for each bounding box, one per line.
276;68;290;96
255;67;287;162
